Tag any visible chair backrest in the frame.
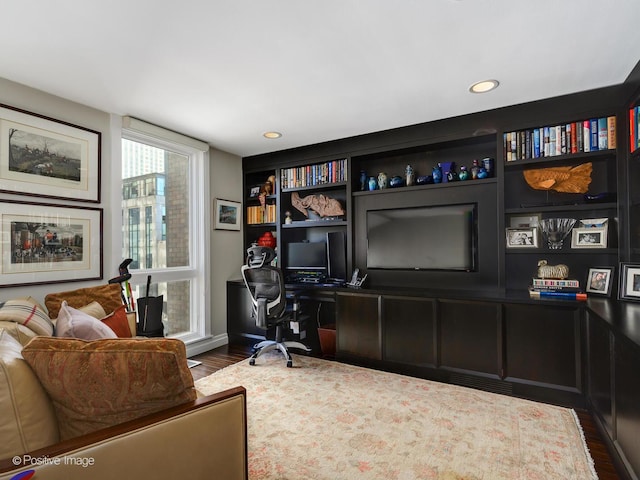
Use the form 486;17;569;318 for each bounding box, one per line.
240;246;286;328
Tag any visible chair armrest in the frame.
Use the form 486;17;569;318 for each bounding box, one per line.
0;386;248;480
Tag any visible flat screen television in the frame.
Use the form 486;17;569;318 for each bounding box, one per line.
366;203;477;271
286;241;327;271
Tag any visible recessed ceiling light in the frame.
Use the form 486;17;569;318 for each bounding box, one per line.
263;131;282;139
469;79;499;94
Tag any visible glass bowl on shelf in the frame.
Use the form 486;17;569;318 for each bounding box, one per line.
539;218;577;249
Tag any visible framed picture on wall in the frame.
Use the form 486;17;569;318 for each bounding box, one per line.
0;199;103;287
619;263;640;302
214;198;241;231
0;103;101;203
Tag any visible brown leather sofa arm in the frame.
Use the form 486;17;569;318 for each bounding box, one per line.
0;386;248;480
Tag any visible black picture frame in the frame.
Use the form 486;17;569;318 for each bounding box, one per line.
585;266;614;296
619;263;640;302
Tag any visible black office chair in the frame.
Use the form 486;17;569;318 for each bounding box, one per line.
241;245;311;367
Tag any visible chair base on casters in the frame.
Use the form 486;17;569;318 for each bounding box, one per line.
249;340;311;367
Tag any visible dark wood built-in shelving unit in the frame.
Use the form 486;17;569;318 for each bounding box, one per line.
234;75;640;480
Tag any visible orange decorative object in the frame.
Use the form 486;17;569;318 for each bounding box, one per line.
257;231;276;249
523;162;592;194
291;191;345;218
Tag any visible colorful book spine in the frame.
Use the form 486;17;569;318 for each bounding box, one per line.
583;120;591;152
532;278;580;288
529;290;587;301
630;107;637;153
607;116;616;150
590;119;599;151
598;117;608;150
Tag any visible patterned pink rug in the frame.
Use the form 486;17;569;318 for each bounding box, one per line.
195;352;597;480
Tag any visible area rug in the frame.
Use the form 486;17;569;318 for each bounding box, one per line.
195;353;597;480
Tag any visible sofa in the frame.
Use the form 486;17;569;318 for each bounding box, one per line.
0;285;248;480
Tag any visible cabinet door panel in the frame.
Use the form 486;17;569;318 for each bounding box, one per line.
587;313;613;435
439;300;501;375
227;281;264;342
383;296;436;366
615;338;640;479
336;293;381;360
505;303;580;389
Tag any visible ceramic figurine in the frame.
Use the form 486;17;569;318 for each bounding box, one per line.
359;170;367;191
482;157;494;178
432;165;442;184
446;169;458;182
477;167;488;179
405;164;415;186
416;175;433;185
377;172;388;189
284;211;293;224
389;176;404;188
470;159;480;179
368;176;378;191
458;165;469;181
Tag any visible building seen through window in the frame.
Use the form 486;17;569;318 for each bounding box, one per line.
121;138;191;336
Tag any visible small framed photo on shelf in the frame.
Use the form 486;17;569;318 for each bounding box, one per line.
505;227;538;248
586;267;614;296
571;227;607;248
619;263;640;302
213;198;241;231
509;214;541;228
249;186;261;197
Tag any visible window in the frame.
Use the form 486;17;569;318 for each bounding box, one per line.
121;124;209;346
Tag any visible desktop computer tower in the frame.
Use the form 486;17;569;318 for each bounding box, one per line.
326;231;347;282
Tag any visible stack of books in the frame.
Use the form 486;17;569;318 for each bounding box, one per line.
528;278;587;301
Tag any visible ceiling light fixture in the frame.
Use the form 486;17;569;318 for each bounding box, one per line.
469;79;499;94
263;131;282;139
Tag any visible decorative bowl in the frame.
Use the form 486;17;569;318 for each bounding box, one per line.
539;218;577;249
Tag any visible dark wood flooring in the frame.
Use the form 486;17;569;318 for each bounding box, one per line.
190;344;621;480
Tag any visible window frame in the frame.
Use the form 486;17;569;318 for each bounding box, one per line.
120;127;211;348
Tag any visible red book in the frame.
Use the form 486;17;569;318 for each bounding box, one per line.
631;108;636;153
570;122;578;153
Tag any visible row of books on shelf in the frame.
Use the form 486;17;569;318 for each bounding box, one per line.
280;158;347;189
629;106;640;153
504;117;616;162
246;204;277;225
528;278;587;301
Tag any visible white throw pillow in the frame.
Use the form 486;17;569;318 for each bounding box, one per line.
55;301;117;340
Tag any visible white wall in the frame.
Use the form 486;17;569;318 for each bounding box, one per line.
209;149;244;340
0;77;244;351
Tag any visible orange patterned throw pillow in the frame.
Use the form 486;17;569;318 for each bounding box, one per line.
101;305;132;337
22;336;196;441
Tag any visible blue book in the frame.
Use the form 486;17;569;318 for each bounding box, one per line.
533;128;540;157
590;119;599;151
598;117;608;150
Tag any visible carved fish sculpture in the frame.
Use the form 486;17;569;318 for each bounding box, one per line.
523;162;592;194
291;191;345;218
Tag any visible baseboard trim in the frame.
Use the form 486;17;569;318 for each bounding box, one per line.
185;333;228;357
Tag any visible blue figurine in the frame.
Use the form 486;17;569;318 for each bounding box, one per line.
359;170;367;191
368;176;378;191
432;164;442;184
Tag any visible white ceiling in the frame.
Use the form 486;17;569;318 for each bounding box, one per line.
1;1;639;158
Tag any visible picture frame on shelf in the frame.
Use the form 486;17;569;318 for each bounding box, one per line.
249;186;261;198
0;200;103;287
585;267;614;296
571;226;607;248
505;227;538;248
214;198;241;231
509;214;541;228
0;103;101;203
619;263;640;302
